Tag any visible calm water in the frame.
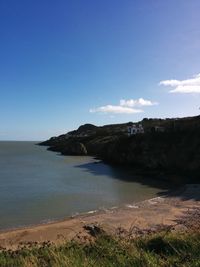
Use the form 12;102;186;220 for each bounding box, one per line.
0;141;168;230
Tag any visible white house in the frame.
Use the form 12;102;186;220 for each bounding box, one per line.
127;124;144;136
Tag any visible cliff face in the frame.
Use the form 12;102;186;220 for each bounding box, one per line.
101;130;200;175
40;116;200;180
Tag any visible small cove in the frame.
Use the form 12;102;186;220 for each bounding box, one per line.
0;141;169;230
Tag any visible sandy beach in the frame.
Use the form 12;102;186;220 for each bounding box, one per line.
0;184;199;249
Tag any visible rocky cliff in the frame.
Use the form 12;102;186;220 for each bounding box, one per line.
40;116;200;181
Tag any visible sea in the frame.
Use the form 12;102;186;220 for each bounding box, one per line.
0;141;168;230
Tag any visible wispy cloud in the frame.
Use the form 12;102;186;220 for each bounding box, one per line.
160;73;200;93
90;98;157;114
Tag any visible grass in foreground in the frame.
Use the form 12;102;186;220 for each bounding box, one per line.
0;229;200;267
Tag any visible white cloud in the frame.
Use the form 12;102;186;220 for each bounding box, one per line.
90;98;157;114
160;73;200;93
89;105;143;114
120;98;157;107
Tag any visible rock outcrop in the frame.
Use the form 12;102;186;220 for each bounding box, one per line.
61;142;87;156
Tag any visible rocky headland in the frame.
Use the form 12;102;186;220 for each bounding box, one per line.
40;116;200;183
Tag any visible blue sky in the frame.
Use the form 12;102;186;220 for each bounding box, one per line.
1;0;200;140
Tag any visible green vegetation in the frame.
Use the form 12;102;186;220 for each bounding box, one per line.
1;230;200;267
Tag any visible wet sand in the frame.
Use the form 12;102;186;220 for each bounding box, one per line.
0;184;199;249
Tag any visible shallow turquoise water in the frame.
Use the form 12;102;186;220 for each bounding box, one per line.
0;141;167;230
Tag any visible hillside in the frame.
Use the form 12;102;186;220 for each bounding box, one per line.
40;115;200;182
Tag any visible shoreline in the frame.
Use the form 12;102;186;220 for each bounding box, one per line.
0;184;177;234
0;184;200;249
0;195;167;234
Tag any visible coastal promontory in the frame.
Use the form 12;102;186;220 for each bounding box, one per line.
40;116;200;182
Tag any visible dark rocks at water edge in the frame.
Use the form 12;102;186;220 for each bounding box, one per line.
49;141;88;156
39;116;200;181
